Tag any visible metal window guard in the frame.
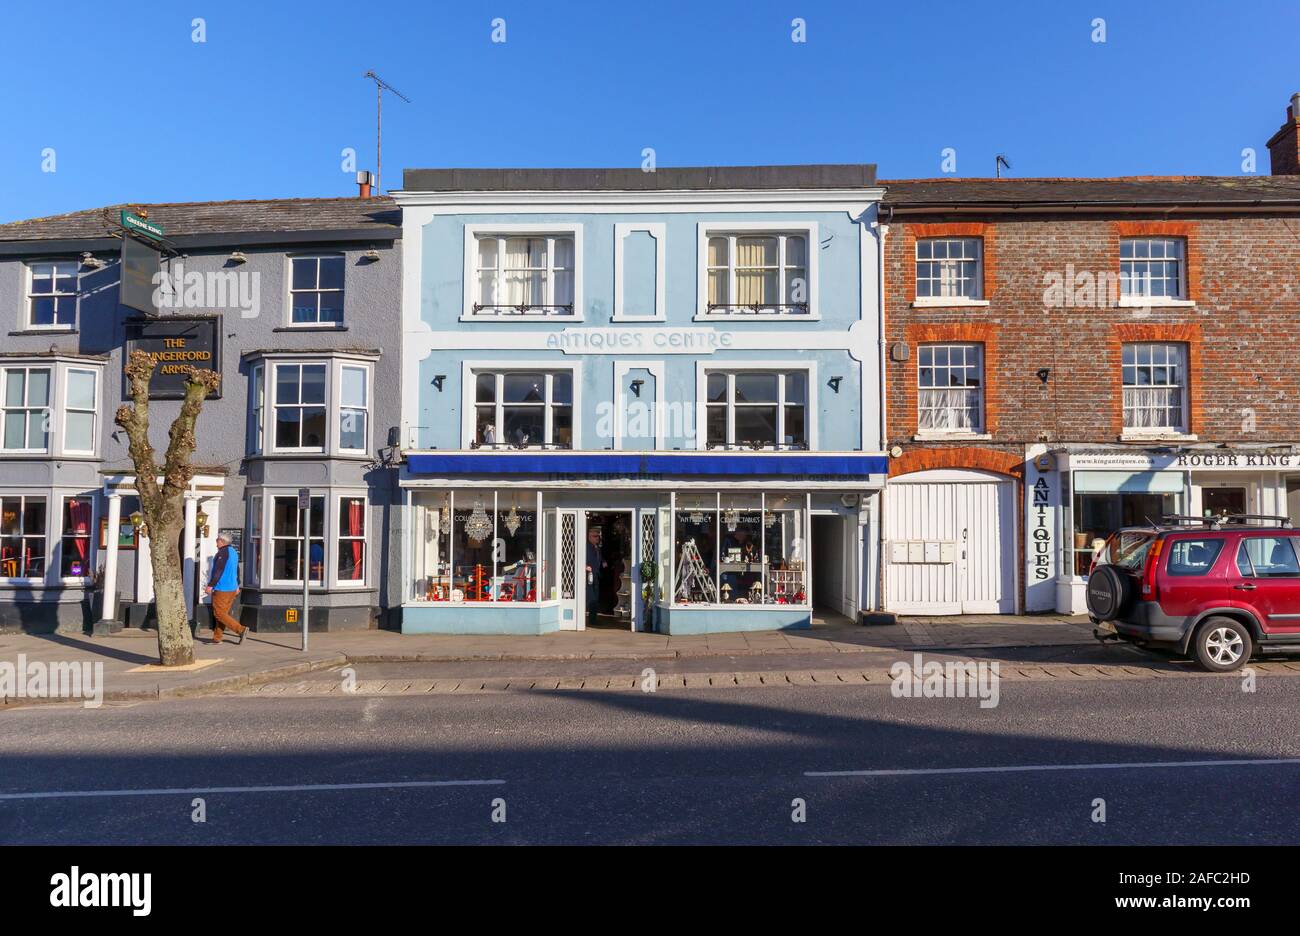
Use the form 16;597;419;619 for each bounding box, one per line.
705;303;810;315
472;303;575;315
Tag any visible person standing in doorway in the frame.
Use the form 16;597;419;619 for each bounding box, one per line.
585;525;606;628
205;534;247;644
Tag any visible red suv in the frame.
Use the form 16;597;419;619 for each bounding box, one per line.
1087;514;1300;671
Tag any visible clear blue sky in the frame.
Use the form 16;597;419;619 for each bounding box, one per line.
0;0;1295;222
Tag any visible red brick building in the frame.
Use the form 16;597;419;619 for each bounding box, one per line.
878;97;1300;616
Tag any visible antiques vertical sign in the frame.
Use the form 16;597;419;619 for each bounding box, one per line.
1024;445;1058;612
123;316;222;399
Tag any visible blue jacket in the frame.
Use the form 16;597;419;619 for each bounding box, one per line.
209;545;240;592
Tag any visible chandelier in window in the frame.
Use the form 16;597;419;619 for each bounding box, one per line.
723;508;739;532
763;511;777;529
503;502;522;537
466;500;493;543
688;510;705;525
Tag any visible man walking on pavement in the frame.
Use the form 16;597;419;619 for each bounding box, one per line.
206;533;248;644
585;525;606;629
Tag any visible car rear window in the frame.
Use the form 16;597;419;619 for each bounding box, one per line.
1103;531;1156;570
1166;538;1225;576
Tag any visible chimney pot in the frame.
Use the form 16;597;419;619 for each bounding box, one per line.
356;170;374;199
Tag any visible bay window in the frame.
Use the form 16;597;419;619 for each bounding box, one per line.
339;365;368;452
2;367;51;452
473;371;573;448
274;363;327;451
60;496;93;579
337;495;366;583
246;495;262;587
704;370;808;450
271;494;324;584
0;496;47;580
63;369;97;454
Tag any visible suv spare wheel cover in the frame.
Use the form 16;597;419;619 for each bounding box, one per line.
1086;565;1132;619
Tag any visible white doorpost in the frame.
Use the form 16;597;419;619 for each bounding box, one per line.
182;494;199;621
100;493;122;624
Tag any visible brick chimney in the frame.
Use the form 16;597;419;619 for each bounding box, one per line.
1267;93;1300;175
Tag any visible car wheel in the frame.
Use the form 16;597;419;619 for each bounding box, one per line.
1194;616;1253;672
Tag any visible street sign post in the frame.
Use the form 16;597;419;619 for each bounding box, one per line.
298;488;311;651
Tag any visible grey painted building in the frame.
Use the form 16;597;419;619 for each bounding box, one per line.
0;195;402;634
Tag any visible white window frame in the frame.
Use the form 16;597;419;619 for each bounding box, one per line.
1;366;53;454
695;222;819;320
57;493;95;583
612;223;666;321
286;254;346;327
1119;237;1191;306
913;237;986;305
270;362;329;454
249;363;264;455
916;343;985;436
460;361;583;450
695;362;817;451
268;492;326;587
25;260;79;330
0;493;50;584
246;494;262;587
1121;342;1189;436
333;492;369;589
61;367;99;455
336;363;371;454
461;224;583;321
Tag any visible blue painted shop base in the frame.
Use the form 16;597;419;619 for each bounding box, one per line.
399;603;810;635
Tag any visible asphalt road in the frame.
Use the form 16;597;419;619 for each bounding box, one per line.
2;675;1298;844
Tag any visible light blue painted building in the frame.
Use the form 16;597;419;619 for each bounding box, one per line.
393;166;888;635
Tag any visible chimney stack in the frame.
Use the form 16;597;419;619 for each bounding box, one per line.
1266;93;1300;175
356;170;374;199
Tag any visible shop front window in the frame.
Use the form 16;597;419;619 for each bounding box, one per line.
409;490;543;604
337;496;366;583
271;494;324;584
1;495;47;579
1072;489;1179;577
670;491;810;607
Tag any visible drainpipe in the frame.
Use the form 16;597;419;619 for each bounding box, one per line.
873;217;890;615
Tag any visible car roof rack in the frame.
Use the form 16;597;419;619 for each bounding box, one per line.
1158;513;1293;530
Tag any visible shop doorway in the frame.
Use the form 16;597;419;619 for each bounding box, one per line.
811;514;845;618
583;511;634;630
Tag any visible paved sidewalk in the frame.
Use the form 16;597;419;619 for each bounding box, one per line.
0;613;1100;706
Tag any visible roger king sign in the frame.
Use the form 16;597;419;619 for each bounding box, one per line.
123;317;221;400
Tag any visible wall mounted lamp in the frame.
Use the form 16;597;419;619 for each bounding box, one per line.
228;250;248;265
1036;368;1051;384
630;379;644;397
827;376;843;393
432;375;446;391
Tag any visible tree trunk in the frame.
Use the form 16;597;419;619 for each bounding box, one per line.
148;512;192;667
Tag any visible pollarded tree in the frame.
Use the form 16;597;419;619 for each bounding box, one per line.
114;350;221;667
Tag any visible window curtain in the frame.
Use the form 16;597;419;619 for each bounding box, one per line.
348;500;364;579
1123;387;1181;428
919;389;980;430
70;499;91;560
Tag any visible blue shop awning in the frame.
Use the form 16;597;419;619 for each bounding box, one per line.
406;451;889;478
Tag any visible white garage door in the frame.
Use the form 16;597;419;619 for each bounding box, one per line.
885;470;1015;615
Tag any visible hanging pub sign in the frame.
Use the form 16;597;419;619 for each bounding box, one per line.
119;233;161;315
123;316;222;400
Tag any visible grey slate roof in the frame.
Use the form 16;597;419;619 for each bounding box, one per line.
401;164;877;192
880;176;1300;208
0;197;400;243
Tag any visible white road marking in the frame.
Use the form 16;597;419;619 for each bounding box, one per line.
806;757;1300;778
0;778;505;801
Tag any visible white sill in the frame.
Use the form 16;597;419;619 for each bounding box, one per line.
911;298;989;309
913;432;992;441
1117;297;1195;308
1120;431;1198;442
